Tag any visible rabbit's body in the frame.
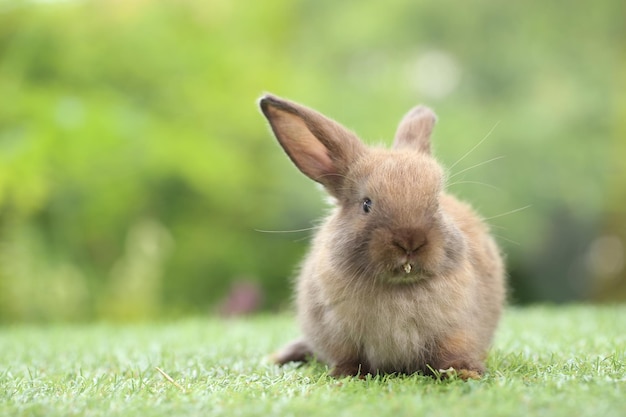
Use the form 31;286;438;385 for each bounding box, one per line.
293;192;504;377
260;95;505;379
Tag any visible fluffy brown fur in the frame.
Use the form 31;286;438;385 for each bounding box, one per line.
259;94;505;379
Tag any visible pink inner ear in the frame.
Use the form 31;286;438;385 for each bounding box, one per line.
299;145;335;181
280;130;336;182
269;108;336;181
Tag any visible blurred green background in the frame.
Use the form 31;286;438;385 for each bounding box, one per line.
0;0;624;322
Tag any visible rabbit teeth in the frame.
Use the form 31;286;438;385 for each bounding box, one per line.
403;263;412;274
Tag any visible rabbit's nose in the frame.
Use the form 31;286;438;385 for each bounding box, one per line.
392;228;428;256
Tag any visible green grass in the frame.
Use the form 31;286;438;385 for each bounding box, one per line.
1;305;625;417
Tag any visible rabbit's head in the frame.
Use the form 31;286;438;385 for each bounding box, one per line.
260;95;466;285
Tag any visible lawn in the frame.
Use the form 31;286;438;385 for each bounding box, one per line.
0;305;624;417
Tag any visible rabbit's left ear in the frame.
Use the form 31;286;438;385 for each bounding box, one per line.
259;94;365;197
392;105;437;154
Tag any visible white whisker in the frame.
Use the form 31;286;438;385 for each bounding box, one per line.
448;121;501;171
446;180;501;191
448;156;506;180
254;227;319;234
483;205;531;221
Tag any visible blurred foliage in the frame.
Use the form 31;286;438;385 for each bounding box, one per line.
0;0;624;321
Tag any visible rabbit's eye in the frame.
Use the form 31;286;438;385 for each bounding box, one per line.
362;198;373;213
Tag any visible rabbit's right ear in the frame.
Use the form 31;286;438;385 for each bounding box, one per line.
393;105;437;154
259;94;365;197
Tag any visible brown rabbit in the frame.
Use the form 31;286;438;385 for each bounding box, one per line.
259;94;505;380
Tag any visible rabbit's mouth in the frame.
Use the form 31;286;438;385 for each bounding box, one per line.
387;263;430;284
